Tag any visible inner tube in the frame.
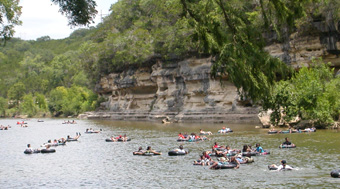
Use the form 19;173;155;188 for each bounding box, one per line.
218;129;233;133
331;170;340;178
268;131;278;134
41;149;56;153
199;133;209;135
24;149;41;154
213;163;237;169
242;150;270;156
118;138;131;142
279;144;296;148
106;138;131;142
66;138;78;142
139;151;162;156
268;165;278;170
168;150;188;156
279;130;290;134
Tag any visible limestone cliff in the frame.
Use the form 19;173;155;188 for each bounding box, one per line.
82;58;259;123
81;20;340;123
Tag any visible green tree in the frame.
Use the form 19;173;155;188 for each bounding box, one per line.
51;0;98;26
0;0;22;44
264;59;340;128
21;93;37;117
0;96;8;117
7;82;26;106
48;86;68;116
35;93;48;111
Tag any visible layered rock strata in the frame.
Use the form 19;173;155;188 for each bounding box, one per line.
83;58;259;123
82;21;340;123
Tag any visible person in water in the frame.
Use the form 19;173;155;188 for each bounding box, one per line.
270;160;294;171
199;129;212;135
255;143;264;153
25;144;33;153
282;137;292;145
209;156;228;169
174;145;188;154
143;146;161;155
133;146;145;155
229;156;240;169
121;134;128;142
202;151;212;165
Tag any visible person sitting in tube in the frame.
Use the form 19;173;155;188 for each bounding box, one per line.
255;143;264;153
143;146;161;155
199;129;213;135
269;160;294;171
25;144;33;153
133;147;145;155
174;145;188;154
120;134;128;142
229;156;240;169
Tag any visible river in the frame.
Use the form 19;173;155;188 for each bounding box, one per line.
0;118;339;188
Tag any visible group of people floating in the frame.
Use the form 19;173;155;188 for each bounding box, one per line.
192;137;295;170
24;132;81;154
62;120;77;124
0;124;10;130
177;132;210;142
85;128;102;133
268;126;316;134
23;123;297;171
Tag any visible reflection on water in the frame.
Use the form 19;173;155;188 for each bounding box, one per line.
1;119;340;188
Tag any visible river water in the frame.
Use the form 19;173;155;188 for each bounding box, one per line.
0;118;340;188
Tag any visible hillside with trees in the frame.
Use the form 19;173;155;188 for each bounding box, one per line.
0;0;339;127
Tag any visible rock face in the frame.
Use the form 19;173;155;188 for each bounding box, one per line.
83;20;340;124
265;20;340;68
87;58;259;123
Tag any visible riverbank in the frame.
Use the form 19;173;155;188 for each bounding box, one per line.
78;109;260;123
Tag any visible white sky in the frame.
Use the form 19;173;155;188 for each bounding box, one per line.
14;0;117;40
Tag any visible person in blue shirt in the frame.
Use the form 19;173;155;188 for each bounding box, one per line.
255;143;264;153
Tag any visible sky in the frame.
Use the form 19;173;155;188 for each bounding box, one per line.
14;0;117;40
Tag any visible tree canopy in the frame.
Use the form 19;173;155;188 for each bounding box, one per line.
0;0;98;44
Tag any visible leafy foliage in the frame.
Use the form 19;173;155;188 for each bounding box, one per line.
51;0;97;26
48;86;97;117
264;59;340;128
0;0;22;44
0;96;7;116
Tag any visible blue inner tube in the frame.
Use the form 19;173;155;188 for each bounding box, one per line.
279;130;290;134
41;149;56;153
213;163;237;169
331;170;340;178
24;149;41;154
279;144;296;148
168;150;187;156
